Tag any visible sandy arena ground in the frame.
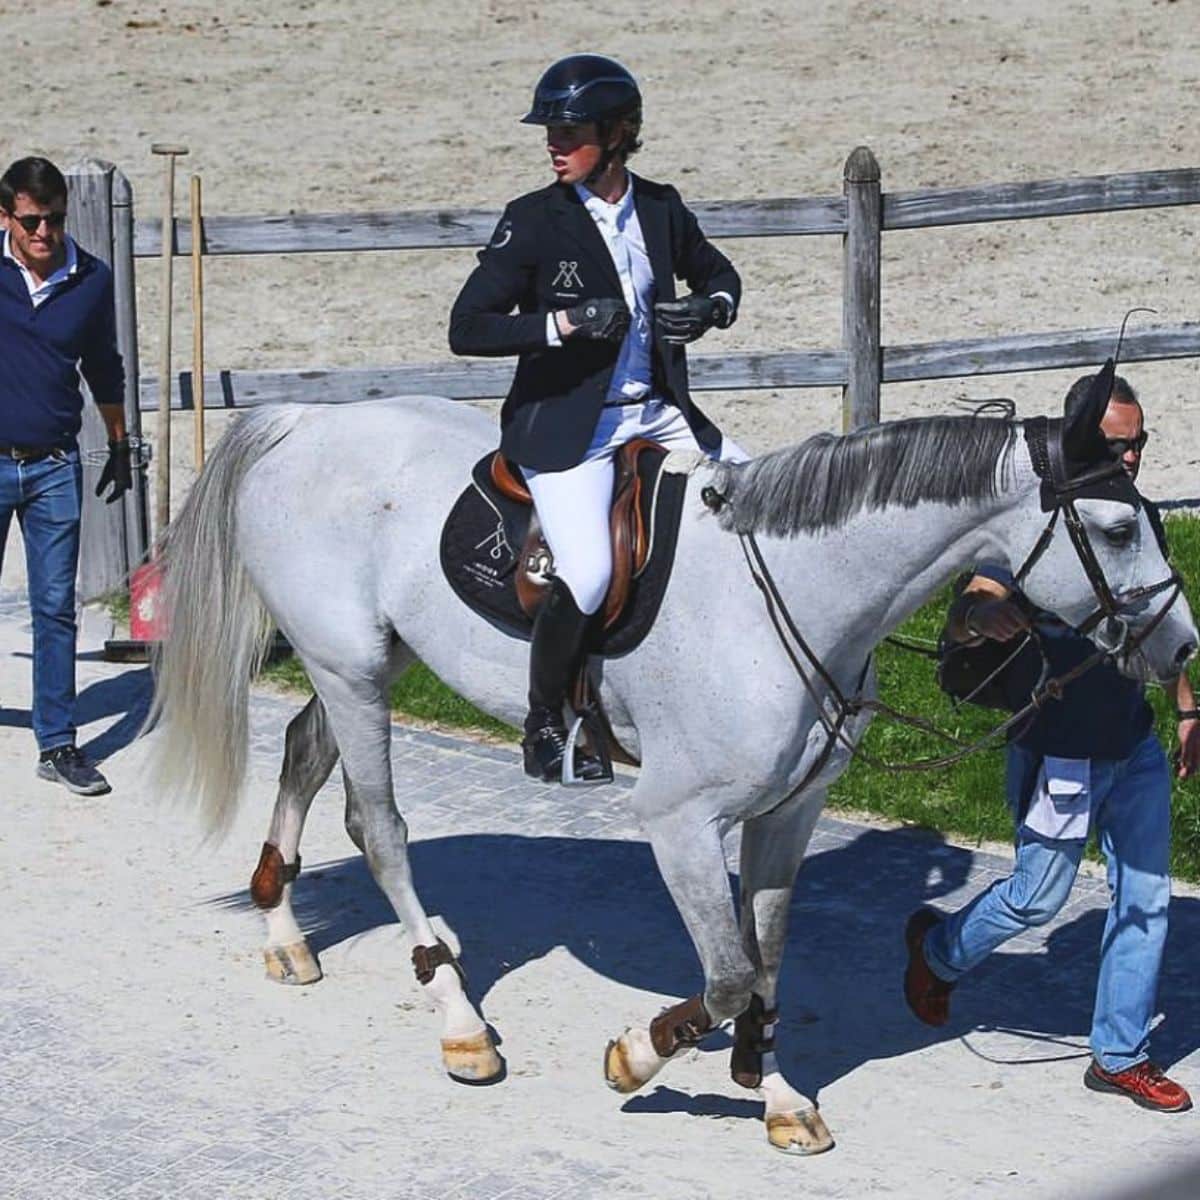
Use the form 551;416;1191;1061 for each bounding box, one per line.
2;3;1200;1195
4;0;1199;528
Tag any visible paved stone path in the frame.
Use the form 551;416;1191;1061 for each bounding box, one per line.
1;590;1198;1199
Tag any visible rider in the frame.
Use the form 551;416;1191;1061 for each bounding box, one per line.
449;54;746;784
905;373;1200;1113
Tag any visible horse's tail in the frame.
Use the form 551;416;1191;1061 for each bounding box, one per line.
147;404;307;835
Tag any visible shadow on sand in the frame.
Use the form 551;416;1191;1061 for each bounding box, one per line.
210;824;1200;1114
0;663;151;762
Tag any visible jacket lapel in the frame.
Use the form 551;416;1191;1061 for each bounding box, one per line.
548;185;621;293
631;176;674;300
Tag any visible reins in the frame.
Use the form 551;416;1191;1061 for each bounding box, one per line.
702;413;1185;802
735;527;1109;777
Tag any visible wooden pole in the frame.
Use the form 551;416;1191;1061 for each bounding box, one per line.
190;174;206;469
109;168;148;570
842;145;882;431
151;143;187;535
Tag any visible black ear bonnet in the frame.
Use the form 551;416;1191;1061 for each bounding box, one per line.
1026;358;1142;512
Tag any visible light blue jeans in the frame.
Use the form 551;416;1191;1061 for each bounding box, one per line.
924;732;1171;1073
0;447;83;751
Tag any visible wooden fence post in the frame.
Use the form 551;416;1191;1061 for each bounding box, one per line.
842;146;882;430
110;168;149;570
66;159;129;601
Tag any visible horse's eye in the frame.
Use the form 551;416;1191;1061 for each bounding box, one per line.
1103;523;1136;547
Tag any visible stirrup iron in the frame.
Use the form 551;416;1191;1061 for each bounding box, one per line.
561;707;614;787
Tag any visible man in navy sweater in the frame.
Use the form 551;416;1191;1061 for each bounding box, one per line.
0;156;133;795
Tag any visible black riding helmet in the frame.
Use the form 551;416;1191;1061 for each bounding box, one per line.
521;54;641;126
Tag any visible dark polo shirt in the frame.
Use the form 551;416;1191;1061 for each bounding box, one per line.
0;240;124;447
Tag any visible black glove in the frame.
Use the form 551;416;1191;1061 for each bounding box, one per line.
654;293;733;344
562;298;631;342
95;438;133;504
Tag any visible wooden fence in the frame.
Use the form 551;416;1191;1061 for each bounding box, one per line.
69;150;1200;592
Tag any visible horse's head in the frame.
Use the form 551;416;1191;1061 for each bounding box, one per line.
1009;363;1197;684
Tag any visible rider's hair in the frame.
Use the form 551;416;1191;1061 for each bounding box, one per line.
600;107;643;161
0;156;67;213
1066;372;1140;412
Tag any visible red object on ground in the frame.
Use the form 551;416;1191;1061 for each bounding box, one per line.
129;560;167;642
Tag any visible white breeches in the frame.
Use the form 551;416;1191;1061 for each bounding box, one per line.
521;400;748;615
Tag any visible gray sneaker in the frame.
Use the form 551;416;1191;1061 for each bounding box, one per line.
36;745;111;796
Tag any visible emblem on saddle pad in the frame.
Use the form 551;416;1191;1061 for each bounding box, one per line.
474;524;511;563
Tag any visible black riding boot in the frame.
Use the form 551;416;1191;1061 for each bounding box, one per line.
523;578;608;784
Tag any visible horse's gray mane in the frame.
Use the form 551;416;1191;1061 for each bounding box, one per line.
713;414;1019;537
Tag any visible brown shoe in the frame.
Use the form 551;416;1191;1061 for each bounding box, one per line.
1084;1060;1193;1113
904;908;955;1027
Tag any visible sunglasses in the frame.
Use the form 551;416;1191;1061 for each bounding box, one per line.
8;211;67;233
1106;432;1149;455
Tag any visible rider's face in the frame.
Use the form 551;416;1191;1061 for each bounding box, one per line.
545;122;617;185
1100;398;1145;483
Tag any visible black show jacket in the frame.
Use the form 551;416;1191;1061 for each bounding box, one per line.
448;175;741;472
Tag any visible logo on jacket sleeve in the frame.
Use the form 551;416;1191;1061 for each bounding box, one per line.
552;261;584;289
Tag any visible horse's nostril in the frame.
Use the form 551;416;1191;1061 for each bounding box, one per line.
1174;641;1198;670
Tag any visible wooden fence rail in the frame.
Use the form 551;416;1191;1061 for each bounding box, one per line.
131;166;1200;255
80;150;1200;590
139;321;1200;411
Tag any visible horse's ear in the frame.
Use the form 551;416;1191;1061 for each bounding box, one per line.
1063;358;1115;464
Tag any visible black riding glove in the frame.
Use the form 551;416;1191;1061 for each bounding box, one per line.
95;438;133;504
562;298;631;342
654;293;733;344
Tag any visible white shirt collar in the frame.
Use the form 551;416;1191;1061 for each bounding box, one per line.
574;176;636;227
3;231;78;298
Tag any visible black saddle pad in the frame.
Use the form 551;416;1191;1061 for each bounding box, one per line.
439;450;687;656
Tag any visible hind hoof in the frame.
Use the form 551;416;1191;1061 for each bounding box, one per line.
263;942;322;985
766;1107;835;1156
442;1030;504;1084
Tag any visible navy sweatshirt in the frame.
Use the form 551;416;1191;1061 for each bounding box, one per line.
0;242;125;447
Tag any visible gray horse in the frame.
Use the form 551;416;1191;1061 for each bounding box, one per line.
149;388;1195;1156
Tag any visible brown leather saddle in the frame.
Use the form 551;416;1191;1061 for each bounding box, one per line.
489;438;661;628
439;439;687;659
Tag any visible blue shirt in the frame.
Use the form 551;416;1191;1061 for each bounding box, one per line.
0;238;124;447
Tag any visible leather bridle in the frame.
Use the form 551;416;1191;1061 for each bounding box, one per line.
708;417;1185;798
1014;416;1182;661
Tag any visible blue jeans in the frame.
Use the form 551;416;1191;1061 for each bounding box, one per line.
0;448;82;751
924;733;1171;1073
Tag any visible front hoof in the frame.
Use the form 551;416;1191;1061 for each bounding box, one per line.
263;941;322;985
442;1030;504;1085
604;1028;668;1094
766;1107;835;1156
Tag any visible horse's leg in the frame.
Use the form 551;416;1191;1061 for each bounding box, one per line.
250;695;339;985
733;794;834;1155
308;662;502;1085
605;801;756;1094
